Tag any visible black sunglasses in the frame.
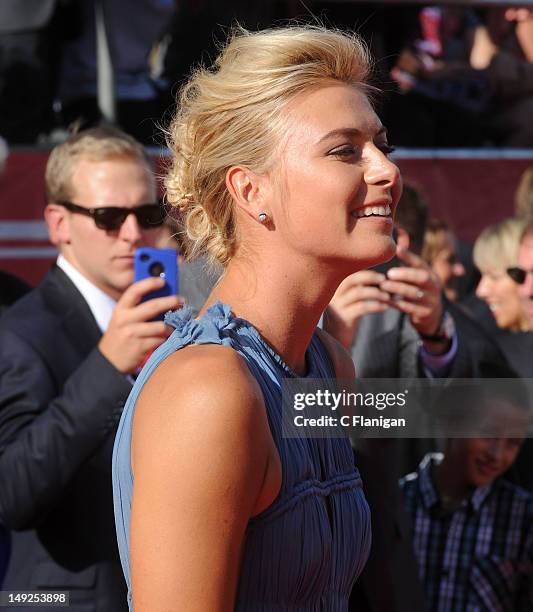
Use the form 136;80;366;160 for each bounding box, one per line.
506;267;533;284
58;200;165;230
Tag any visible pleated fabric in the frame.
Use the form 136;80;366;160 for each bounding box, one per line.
113;302;371;611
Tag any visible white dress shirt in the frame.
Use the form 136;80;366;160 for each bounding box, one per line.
57;255;116;333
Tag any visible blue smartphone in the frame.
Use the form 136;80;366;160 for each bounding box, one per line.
134;248;179;311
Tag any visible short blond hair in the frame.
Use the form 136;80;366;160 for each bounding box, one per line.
45;126;152;203
473;218;527;273
165;25;373;267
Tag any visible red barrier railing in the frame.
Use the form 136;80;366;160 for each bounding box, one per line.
1;148;533;286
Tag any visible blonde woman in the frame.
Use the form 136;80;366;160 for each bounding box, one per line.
113;25;401;611
474;218;529;332
472;218;532;376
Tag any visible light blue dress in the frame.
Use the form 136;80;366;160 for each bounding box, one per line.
112;302;371;611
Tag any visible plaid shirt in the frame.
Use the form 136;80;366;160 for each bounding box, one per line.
400;453;533;612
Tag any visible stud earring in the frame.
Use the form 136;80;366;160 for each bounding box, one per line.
258;212;268;223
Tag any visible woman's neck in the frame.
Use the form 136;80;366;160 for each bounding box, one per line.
201;256;345;375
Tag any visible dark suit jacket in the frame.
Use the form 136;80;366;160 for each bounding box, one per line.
0;266;132;611
0;270;31;315
0;526;9;588
349;304;510;612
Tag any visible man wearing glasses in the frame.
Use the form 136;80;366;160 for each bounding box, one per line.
0;127;180;610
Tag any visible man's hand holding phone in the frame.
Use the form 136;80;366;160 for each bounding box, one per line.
324;270;394;350
99;277;182;375
381;247;443;338
325;246;445;351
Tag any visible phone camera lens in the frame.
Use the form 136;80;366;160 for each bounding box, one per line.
149;262;165;277
140;253;150;262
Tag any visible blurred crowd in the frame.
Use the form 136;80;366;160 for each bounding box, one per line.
1;1;533;147
1;3;533;611
1;124;533;610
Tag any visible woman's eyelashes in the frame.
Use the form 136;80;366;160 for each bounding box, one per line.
327;142;395;160
327;144;359;159
376;142;395;156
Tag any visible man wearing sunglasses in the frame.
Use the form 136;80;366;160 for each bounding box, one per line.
0;127;180;610
518;222;533;328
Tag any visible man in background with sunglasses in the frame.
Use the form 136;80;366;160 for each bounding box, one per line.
0;127;180;610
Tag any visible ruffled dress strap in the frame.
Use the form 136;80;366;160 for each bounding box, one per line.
163;302;239;348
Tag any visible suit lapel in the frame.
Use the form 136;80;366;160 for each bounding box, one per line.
353;309;404;377
41;265;103;356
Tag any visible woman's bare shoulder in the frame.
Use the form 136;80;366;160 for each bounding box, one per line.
140;343;259;398
134;344;264;440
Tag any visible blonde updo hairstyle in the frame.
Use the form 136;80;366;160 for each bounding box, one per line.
165;25;373;267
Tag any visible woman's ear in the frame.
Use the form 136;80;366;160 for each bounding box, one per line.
226;166;270;223
44;203;71;246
